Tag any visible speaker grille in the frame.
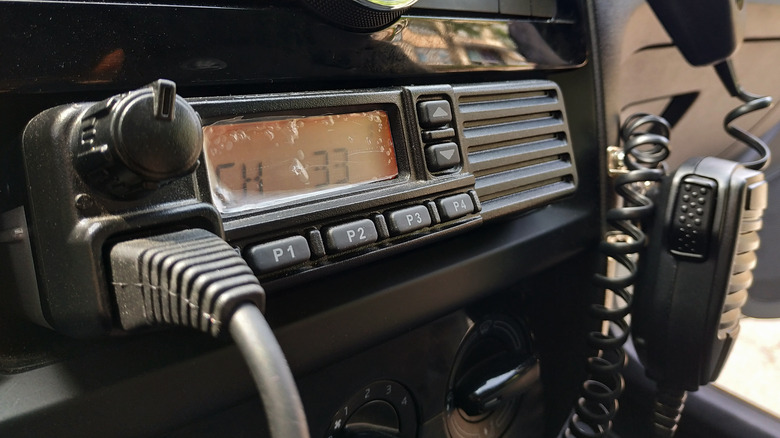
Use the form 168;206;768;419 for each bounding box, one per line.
453;81;577;220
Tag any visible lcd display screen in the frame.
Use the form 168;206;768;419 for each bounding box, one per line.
203;110;399;213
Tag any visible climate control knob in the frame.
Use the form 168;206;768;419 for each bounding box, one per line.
75;79;202;199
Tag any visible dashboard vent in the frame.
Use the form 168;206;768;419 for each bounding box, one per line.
453;81;577;220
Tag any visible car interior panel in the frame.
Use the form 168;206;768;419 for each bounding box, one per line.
1;1;779;438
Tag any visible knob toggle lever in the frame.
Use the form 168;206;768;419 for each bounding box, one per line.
454;356;540;417
75;79;202;199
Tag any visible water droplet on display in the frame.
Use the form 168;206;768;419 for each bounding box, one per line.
290;158;310;184
380;145;385;152
297;150;305;160
265;130;275;140
326;116;335;125
386;150;391;156
347;136;354;143
378;138;383;145
366;137;372;145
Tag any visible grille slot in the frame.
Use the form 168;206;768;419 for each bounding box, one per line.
454;81;577;220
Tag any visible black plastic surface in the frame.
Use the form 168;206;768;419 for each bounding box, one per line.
647;0;745;66
0;2;586;95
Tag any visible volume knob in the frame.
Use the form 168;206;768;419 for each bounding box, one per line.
301;0;417;32
76;79;202;198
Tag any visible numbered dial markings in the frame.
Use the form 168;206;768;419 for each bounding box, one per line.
325;380;417;438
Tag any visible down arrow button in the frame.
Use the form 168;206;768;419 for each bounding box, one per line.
426;142;461;172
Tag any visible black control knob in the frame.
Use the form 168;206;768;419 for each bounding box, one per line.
76;79;202;198
301;0;417;32
446;316;543;438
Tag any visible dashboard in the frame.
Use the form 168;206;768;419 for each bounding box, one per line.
1;1;779;438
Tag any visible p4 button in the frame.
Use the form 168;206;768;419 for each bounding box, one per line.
436;193;475;221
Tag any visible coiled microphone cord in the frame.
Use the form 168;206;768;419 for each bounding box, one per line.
715;59;773;172
564;114;670;438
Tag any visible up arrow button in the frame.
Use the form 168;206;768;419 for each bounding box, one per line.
426;142;461;172
432;107;449;118
418;100;453;128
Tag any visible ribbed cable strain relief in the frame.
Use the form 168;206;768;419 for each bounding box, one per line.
652;387;687;438
110;229;265;338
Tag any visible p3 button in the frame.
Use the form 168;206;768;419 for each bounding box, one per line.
386;205;432;235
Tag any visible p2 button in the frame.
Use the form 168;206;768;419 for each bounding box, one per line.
324;219;378;253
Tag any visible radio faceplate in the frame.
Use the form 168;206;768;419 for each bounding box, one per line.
190;86;481;284
8;79;577;336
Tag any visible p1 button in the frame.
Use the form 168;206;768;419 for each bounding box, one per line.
247;236;311;274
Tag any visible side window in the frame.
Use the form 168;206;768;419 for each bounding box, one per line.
716;317;780;418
